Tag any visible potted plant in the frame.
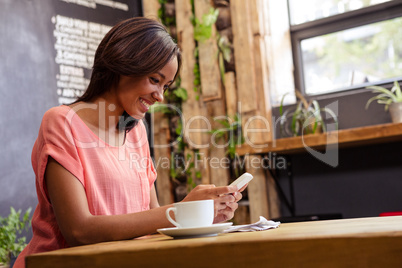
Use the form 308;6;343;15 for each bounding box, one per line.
365;81;402;123
279;91;338;137
0;207;31;268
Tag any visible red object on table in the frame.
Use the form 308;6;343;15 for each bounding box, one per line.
379;211;402;217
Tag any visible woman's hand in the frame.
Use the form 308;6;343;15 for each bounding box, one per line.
182;184;244;223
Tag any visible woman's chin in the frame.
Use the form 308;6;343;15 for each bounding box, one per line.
131;113;145;120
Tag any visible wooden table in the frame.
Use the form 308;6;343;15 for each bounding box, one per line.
26;216;402;268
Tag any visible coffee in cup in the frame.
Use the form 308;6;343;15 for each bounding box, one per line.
165;199;214;228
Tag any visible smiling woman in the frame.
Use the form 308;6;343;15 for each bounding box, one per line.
14;17;245;268
72;17;182;133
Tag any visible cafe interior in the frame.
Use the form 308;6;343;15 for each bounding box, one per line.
1;0;402;267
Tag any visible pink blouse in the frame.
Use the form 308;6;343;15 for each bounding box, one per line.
14;105;156;268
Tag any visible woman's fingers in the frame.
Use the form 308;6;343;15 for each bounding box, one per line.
202;185;237;197
214;193;239;219
233;191;242;202
214;202;238;223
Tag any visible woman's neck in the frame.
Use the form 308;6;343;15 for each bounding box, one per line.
69;96;127;146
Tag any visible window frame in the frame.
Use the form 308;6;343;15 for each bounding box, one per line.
289;0;402;98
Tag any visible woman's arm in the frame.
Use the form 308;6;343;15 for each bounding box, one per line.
45;157;240;247
45;157;173;246
149;184;160;209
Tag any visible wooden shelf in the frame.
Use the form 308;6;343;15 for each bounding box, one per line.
236;122;402;155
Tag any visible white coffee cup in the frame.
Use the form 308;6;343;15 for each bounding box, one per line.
165;200;214;228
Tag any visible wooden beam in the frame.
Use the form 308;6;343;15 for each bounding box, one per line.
231;0;271;145
194;0;222;101
142;0;160;20
194;0;230;186
224;71;237;117
245;154;270;222
230;0;257;113
175;0;204;149
152;114;174;206
250;0;273;142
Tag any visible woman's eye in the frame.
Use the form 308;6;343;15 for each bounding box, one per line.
163;85;169;92
150;77;159;84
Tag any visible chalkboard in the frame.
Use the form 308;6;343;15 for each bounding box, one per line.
0;0;142;238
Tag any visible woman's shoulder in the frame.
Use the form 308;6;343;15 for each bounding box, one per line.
43;105;71;119
40;105;75;133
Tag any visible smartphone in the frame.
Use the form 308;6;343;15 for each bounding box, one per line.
229;172;253;189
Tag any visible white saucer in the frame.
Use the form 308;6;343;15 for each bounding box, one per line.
157;222;233;238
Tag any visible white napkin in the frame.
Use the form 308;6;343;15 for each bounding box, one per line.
223;216;280;233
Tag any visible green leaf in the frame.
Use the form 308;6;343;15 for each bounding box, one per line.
367;85;398;102
175;120;183;136
215;119;231;128
194;8;219;42
0;207;31;265
173;88;188;101
279;93;289;116
147;104;171;114
218;52;226;84
392;81;402;101
217;35;232;62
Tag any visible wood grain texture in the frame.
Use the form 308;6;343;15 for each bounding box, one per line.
224;71;237;117
204;100;230;187
141;0;160;20
175;0;205;149
245;154;270;222
237;123;402;156
26;216;402;268
230;0;257;113
152;114;174;206
231;0;272;145
194;0;222;101
191;0;229;186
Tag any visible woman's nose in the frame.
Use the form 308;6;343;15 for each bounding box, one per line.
152;88;164;102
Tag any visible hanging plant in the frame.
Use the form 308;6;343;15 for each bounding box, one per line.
192;8;219;42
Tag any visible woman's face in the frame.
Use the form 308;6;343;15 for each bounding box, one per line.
115;57;178;119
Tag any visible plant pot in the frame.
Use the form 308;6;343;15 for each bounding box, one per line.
389;102;402;123
302;119;323;135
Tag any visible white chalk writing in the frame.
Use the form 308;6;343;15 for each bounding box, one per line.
52;15;111;104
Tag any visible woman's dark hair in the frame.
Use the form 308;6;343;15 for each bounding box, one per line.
74;17;182;132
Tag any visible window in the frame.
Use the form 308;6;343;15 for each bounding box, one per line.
288;0;402;96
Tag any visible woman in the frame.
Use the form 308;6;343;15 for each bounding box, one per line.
14;17;242;267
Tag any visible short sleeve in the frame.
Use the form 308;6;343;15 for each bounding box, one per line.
148;156;157;187
32;106;84;202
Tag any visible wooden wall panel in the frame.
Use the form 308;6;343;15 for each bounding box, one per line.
230;0;257;114
152;116;174;206
194;0;229;187
194;0;222;101
245;154;269;222
176;0;204;149
142;0;160;20
224;71;237;117
232;0;279;220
